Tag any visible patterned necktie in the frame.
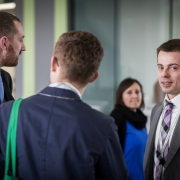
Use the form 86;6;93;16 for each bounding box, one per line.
0;75;4;103
155;100;174;180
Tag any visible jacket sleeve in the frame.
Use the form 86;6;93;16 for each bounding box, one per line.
110;108;126;150
0;149;4;179
95;121;130;180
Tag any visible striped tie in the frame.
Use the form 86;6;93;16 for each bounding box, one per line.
155;100;174;180
0;76;4;103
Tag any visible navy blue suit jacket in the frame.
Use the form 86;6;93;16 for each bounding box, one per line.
0;87;129;180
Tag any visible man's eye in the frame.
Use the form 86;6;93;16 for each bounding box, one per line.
158;66;163;71
170;66;178;71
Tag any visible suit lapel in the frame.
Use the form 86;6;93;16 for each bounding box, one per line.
165;116;180;168
144;104;163;179
149;105;163;143
146;104;163;160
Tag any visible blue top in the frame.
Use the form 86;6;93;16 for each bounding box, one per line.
123;121;148;180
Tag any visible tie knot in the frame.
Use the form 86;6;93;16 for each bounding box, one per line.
165;100;174;110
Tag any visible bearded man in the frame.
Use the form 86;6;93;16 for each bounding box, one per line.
0;12;26;103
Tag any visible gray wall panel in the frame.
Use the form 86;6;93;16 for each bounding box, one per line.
35;0;54;93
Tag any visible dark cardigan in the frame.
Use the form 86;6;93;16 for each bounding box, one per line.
110;105;147;150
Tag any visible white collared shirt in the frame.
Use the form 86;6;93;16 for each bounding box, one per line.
49;82;82;99
153;93;180;177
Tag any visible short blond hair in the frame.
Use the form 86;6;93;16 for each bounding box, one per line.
54;31;104;85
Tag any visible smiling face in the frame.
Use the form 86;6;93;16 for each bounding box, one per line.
157;51;180;100
122;82;142;112
1;21;25;67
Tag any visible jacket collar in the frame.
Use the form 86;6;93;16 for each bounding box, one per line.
39;86;81;101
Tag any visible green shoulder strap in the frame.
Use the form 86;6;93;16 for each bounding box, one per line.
4;98;23;180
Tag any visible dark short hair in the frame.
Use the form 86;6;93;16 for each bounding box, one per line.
54;31;104;85
157;39;180;56
115;78;145;109
0;11;20;40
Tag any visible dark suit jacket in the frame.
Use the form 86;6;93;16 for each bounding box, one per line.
0;87;129;180
1;69;14;102
144;102;180;180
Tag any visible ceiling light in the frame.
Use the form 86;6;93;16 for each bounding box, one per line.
0;2;16;10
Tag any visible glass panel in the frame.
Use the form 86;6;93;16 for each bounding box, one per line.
71;0;170;120
73;0;116;114
119;0;169;131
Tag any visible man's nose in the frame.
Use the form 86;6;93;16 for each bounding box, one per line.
161;68;170;77
21;43;26;51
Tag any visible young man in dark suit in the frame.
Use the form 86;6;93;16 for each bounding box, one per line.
144;39;180;180
0;31;129;179
0;12;26;102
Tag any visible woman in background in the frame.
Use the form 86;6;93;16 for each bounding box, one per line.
110;78;147;180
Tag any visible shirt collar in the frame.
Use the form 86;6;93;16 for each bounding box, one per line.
164;93;180;109
49;82;82;99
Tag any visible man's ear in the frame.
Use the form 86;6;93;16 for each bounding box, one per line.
50;56;58;72
0;36;8;49
89;71;99;83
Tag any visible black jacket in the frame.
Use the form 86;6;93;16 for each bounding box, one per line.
1;69;14;102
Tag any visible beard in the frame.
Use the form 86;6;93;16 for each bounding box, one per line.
1;44;19;67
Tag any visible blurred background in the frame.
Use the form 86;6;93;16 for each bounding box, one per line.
0;0;179;122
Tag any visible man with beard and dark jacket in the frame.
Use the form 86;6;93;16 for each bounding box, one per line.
0;12;26;103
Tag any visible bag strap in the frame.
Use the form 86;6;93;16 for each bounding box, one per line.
4;98;23;179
